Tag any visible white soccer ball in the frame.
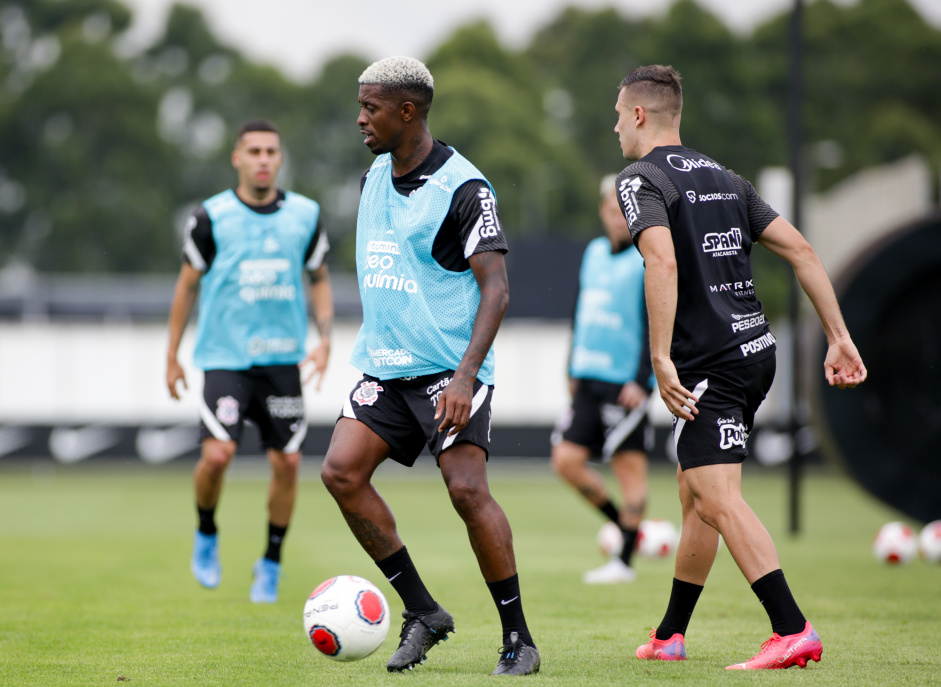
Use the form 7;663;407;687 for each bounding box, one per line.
918;520;941;563
636;519;679;559
872;521;918;565
303;575;391;661
597;521;623;558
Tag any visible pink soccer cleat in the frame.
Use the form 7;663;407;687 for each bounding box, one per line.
636;628;687;660
726;621;822;670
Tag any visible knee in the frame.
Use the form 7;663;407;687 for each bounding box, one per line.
320;458;363;500
549;449;567;476
272;451;301;483
446;477;488;518
692;496;730;531
550;445;581;479
201;441;235;474
613;452;647;480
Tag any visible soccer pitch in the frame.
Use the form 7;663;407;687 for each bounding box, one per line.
1;459;937;686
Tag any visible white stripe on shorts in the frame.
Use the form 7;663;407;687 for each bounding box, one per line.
199;396;232;442
601;399;648;461
673;377;710;453
342;395;356;419
283;418;308;454
441;383;490;451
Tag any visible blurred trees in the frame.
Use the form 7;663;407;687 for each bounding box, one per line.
1;0;939;284
0;0;180;272
427;22;597;236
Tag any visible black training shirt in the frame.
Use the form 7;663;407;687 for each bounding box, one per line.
616;146;779;371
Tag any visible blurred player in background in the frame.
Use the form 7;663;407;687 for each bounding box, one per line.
165;118;333;603
613;65;867;669
551;173;653;584
320;56;539;676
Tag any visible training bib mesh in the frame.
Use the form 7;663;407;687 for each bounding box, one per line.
351;151;497;383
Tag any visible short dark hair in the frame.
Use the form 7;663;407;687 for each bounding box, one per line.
236;119;279;143
619;65;683;116
382;83;433;119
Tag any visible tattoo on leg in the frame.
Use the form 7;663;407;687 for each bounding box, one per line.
578;485;604;501
342;510;397;559
624;499;647;517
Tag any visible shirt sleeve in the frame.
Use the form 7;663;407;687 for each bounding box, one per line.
431;180;509;272
450;180;509;257
729;171;780;239
615;172;671;243
182;204;215;272
304;218;329;271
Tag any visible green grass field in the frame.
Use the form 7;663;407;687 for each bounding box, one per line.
1;459;938;686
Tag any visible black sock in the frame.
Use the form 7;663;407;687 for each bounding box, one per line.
197;506;216;536
619;528;639;566
263;523;288;563
376;547;436;615
656;578;704;640
486;574;535;647
751;569;806;636
599;500;620;523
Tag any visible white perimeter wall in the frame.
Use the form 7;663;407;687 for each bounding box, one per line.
0;319;790;428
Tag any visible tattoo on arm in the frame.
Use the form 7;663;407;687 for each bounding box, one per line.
317;315;333;341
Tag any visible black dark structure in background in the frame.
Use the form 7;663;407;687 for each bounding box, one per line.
816;214;941;524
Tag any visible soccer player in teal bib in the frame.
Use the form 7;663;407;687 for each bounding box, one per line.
166;119;334;604
320;57;539;676
551;174;654;585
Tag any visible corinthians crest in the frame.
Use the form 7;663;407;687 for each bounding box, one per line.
216;395;240;425
352;381;383;406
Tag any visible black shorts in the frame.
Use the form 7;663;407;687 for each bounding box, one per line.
672;355;776;470
200;365;307;452
339;371;493;467
551;378;651;461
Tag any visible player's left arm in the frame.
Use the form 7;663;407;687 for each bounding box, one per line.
757;216;867;388
620;292;653;409
435;181;509;435
437;249;509;435
301;264;334;390
635;226;698;420
299;224;334;390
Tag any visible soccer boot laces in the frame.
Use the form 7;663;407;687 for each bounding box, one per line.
386;603;455;672
492;631;541;676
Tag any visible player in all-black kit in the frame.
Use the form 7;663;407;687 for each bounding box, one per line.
166;119;334;604
319;57;539;676
612;65;867;670
551;174;653;585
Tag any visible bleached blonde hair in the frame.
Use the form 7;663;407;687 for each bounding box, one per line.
358;56;434;90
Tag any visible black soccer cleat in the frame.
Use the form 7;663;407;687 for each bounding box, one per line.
386;603;455;672
492;631;541;676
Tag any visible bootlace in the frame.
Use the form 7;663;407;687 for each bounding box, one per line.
497;632;521;663
398;614;423;642
753;634;781;659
